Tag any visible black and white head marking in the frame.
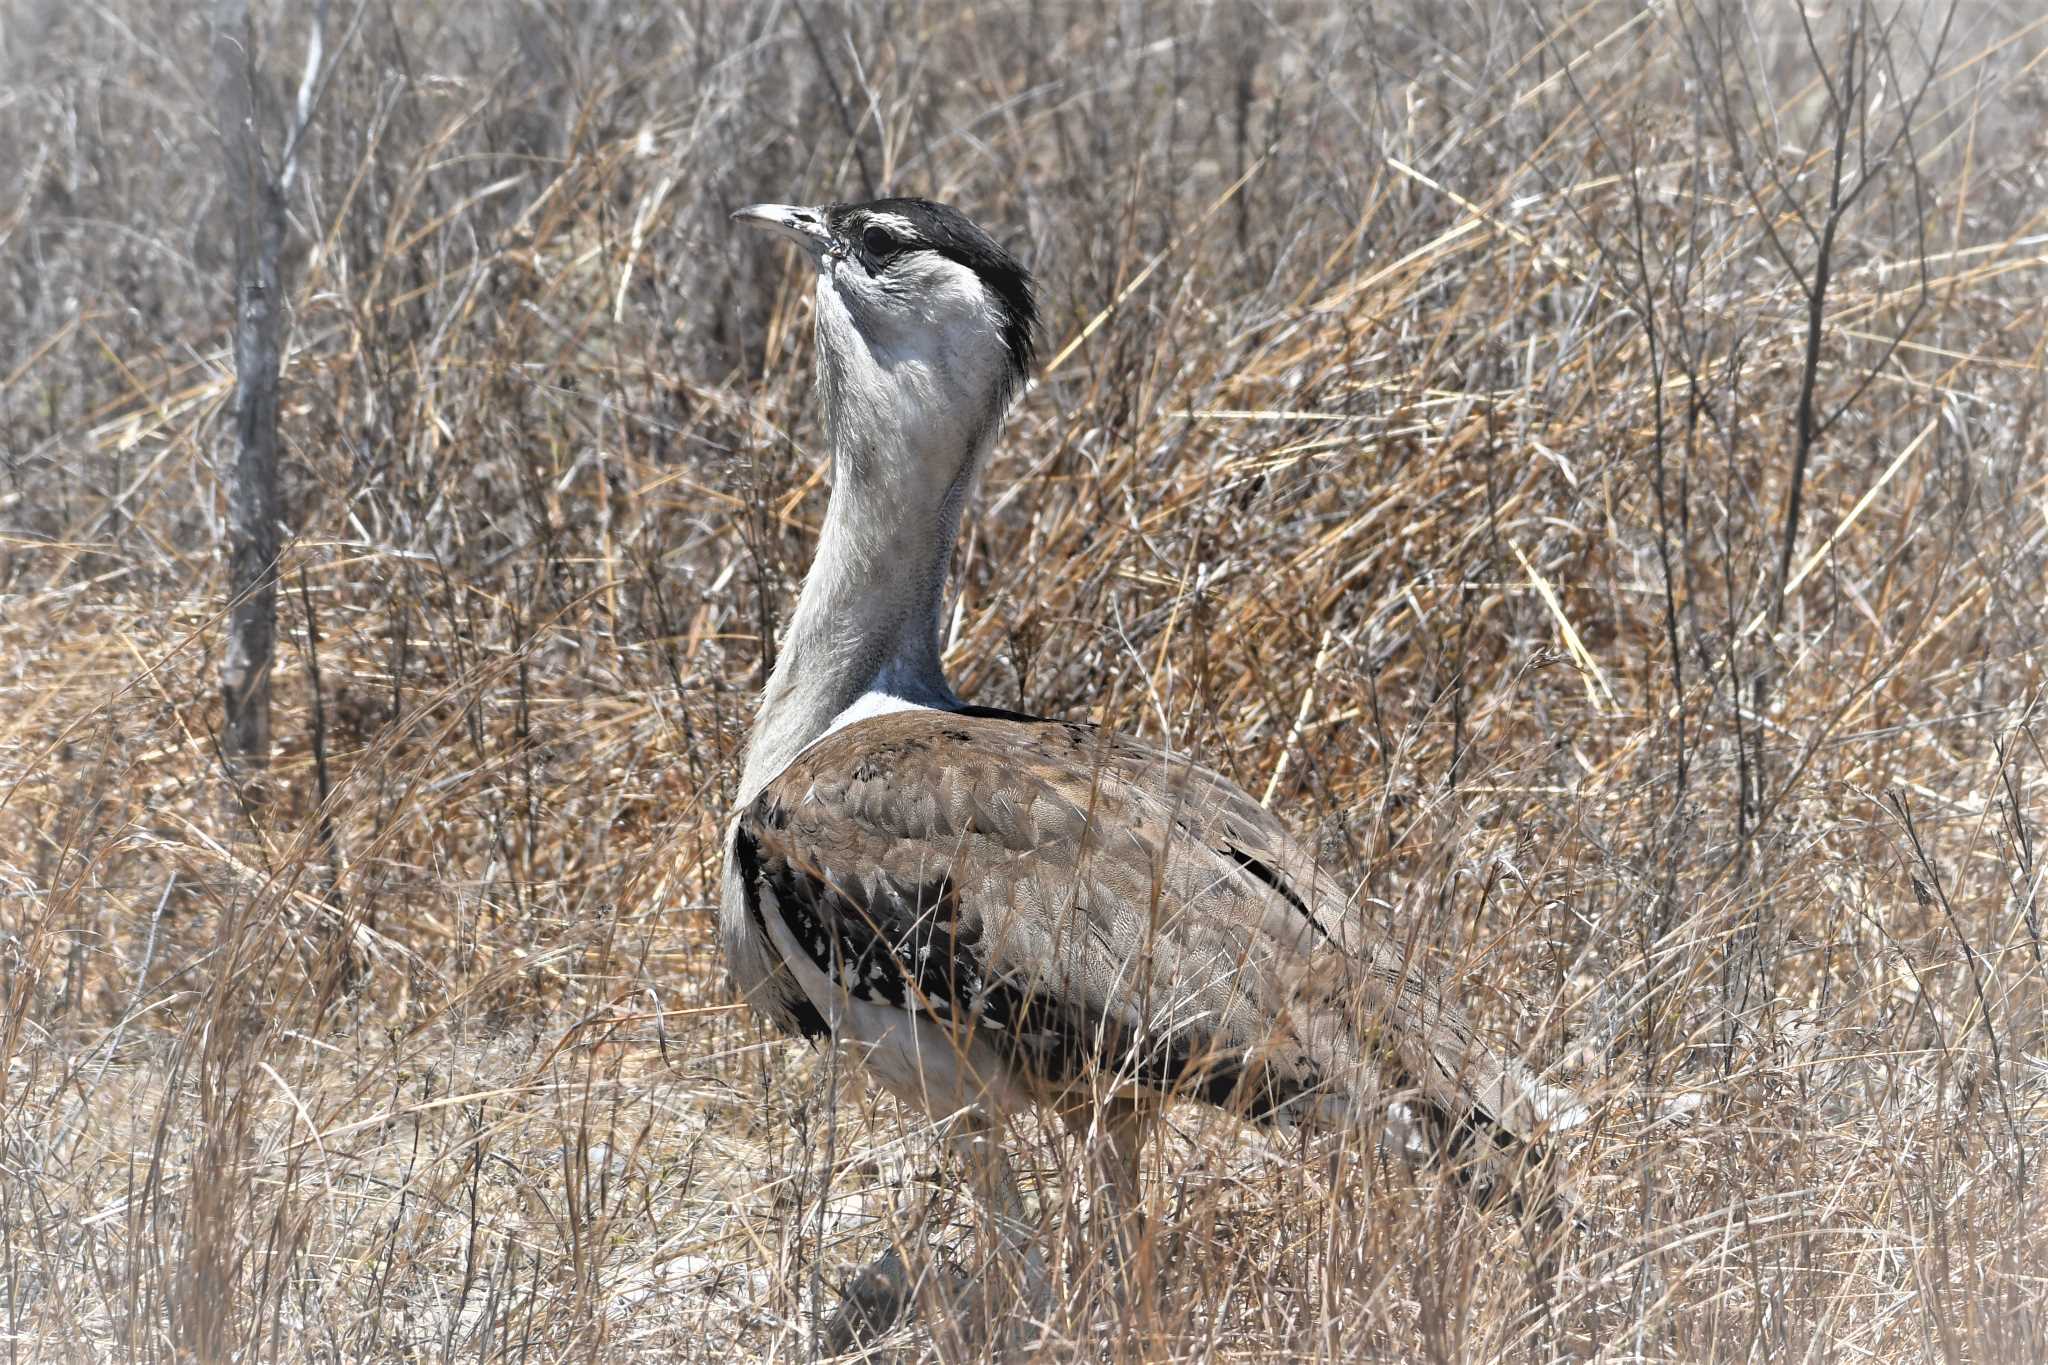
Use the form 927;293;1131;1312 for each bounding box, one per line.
822;198;1039;403
732;195;1039;411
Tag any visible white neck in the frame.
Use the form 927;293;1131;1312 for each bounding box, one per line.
736;337;1001;806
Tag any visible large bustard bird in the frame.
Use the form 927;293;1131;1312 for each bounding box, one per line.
724;197;1586;1322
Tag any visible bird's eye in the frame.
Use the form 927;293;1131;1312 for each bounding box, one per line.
861;225;899;260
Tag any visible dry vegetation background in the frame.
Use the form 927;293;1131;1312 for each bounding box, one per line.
2;0;2045;1359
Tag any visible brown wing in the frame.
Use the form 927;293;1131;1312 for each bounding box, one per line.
733;705;1582;1149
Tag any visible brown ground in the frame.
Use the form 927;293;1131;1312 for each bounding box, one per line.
2;1;2044;1359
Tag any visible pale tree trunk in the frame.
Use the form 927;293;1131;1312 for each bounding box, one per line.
213;0;287;783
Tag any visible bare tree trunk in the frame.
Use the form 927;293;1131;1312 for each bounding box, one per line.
213;0;286;783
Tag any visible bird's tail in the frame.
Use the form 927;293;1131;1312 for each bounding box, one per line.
1282;961;1589;1230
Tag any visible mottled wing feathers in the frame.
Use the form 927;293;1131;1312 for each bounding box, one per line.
734;707;1579;1151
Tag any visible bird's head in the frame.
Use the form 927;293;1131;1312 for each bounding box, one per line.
733;197;1037;496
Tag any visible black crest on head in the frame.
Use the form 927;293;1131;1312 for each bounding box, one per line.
827;197;1040;399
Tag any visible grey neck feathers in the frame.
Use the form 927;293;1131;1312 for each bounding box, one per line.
737;375;996;807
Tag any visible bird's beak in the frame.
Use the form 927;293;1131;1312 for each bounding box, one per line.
731;203;834;258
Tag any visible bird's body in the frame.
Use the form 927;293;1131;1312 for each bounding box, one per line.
729;704;1580;1155
722;197;1582;1332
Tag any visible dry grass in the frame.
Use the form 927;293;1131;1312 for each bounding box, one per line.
3;0;2045;1359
